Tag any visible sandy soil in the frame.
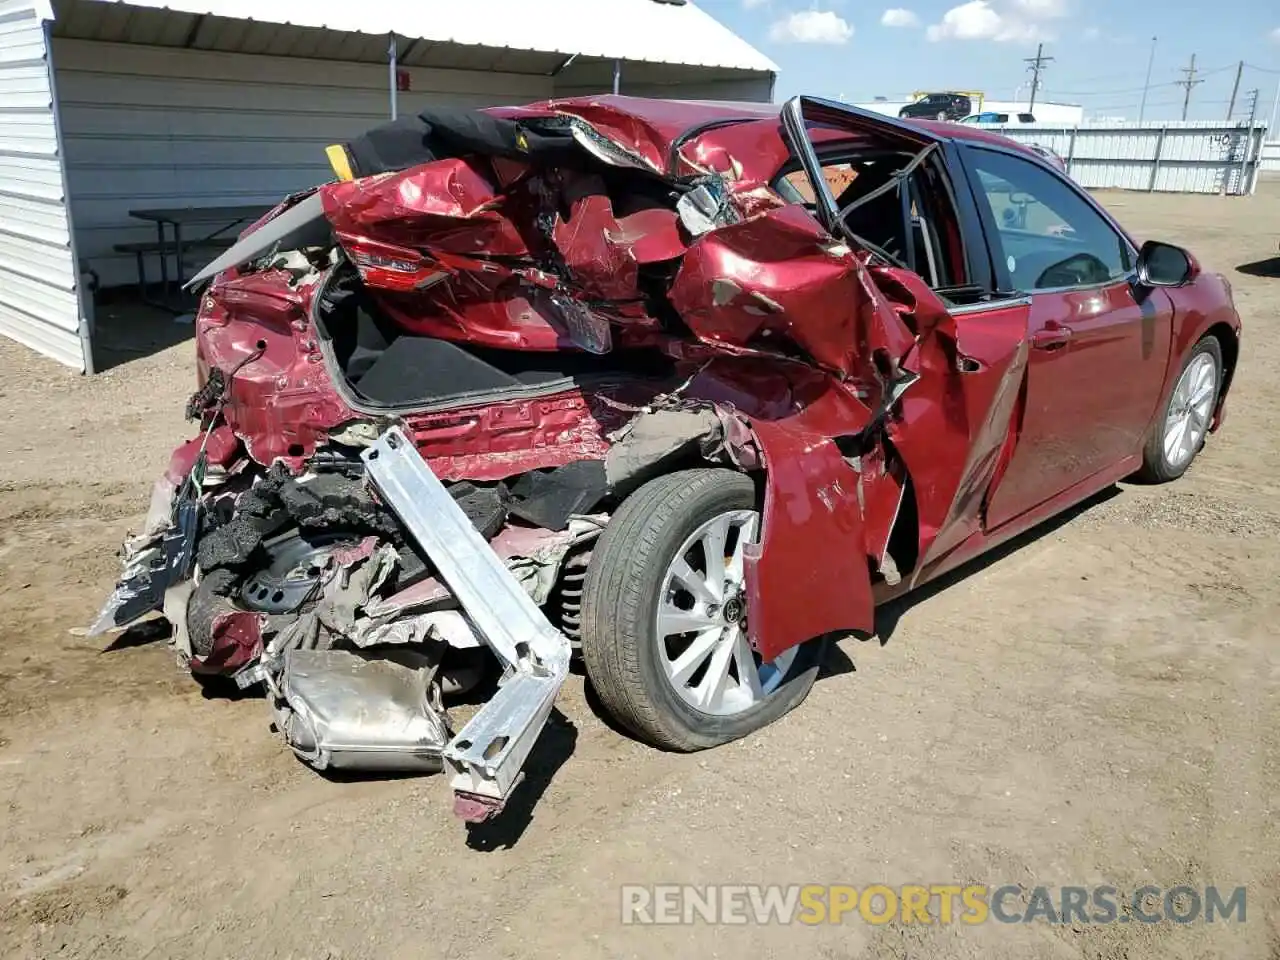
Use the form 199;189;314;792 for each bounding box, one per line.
1;187;1278;960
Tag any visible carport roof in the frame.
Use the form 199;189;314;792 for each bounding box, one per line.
49;0;779;74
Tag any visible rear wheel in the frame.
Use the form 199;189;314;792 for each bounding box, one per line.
1137;336;1222;483
579;469;825;752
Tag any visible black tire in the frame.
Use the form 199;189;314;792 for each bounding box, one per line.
579;468;825;752
187;568;239;658
1136;335;1223;483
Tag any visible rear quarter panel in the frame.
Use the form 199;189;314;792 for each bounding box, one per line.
1162;270;1242;427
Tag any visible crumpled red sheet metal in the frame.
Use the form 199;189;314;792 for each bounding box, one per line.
669;204;916;386
192;610;263;676
550;173;685;300
870;270;1032;583
378;281;568;350
679;357;877;661
196;271;647;478
320;158;530;258
550;98;774;174
196;96;1027;667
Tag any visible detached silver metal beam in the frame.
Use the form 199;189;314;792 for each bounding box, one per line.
362;427;572;822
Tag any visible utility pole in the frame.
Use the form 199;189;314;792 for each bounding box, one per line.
1138;36;1157;123
1177;53;1202;121
1226;61;1244;120
1024;42;1054;111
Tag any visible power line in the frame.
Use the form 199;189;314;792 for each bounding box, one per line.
1046;62;1240;99
1054;81;1179;97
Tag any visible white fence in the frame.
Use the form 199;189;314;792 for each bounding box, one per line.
977;121;1271;195
1262;140;1280;173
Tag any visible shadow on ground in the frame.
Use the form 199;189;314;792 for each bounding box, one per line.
464;709;579;852
874;484;1122;643
1236;256;1280;279
90;293;194;372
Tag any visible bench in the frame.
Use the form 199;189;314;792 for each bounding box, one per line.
113;237;236;302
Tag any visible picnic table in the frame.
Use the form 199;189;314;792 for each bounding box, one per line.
120;204;270;310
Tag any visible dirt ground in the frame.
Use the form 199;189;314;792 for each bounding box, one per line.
2;184;1278;960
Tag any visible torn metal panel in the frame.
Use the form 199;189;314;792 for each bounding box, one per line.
604;406;723;488
320;159;530;260
196;609;265;676
676;176;741;237
745;418;875;662
677;357;878;662
365;516;603;620
668;204;916;384
853;443;908;574
351;610;483;650
886;299;1033;583
269;648;450;773
552;176;639;300
261;539;398;661
88;495;201;636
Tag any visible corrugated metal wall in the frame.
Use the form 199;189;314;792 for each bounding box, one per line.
1261;140;1280;173
54;39;557;288
988;121;1269;195
0;0;85;370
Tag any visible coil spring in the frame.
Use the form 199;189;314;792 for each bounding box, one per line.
555;549;591;643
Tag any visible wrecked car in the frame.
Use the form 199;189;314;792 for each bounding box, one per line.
91;96;1241;821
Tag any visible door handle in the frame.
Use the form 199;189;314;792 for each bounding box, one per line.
1031;323;1073;351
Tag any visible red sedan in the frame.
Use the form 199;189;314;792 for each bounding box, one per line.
92;96;1240;820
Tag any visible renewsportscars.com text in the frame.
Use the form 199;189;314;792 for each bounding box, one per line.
620;884;1247;926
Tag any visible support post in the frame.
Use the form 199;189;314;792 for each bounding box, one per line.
1239;90;1259;196
1065;126;1078;178
1149;125;1167;193
388;34;398;120
612;59;621;95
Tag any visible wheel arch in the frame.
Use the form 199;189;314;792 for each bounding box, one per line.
1204;320;1238;429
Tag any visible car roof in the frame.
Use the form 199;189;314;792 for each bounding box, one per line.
517;95;1044;175
543;95;1024;144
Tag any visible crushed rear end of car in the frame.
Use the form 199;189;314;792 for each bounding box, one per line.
89;96;1003;822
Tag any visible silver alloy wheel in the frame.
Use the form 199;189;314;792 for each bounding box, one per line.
1163;352;1217;471
655;509;798;717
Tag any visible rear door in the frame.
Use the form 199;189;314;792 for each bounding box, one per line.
958;144;1174;529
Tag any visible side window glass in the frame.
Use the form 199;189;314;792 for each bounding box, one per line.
969;149;1131;292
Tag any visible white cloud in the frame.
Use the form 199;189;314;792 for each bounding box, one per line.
926;0;1067;43
768;10;854;44
1271;26;1280;42
1012;0;1068;16
1082;25;1100;40
881;8;921;28
742;0;770;9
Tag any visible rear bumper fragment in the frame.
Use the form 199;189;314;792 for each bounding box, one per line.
361;426;572;819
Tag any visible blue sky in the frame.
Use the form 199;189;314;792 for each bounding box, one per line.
698;0;1280;122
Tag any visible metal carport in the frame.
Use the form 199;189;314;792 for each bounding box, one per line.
0;0;777;372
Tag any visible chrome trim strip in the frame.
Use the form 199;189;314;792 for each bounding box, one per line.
948;296;1033;316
